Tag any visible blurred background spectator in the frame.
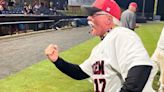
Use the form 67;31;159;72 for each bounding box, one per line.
0;5;4;13
49;1;56;15
33;0;41;14
27;4;33;14
23;1;28;14
39;2;49;15
8;0;15;10
23;2;33;15
0;0;7;9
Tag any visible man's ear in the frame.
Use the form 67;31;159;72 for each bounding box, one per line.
105;16;113;26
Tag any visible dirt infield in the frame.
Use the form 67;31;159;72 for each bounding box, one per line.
0;27;93;79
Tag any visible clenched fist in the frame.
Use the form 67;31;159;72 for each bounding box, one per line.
45;44;59;62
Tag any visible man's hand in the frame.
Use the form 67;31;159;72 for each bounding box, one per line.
45;44;59;62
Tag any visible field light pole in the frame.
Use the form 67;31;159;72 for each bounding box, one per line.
142;0;146;17
154;0;158;15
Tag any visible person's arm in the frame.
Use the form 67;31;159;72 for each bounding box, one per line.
45;44;89;80
120;65;152;92
53;57;90;80
114;29;155;92
129;13;136;30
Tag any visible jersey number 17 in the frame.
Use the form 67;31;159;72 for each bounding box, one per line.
94;79;106;92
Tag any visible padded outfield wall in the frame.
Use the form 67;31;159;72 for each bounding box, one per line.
156;0;164;20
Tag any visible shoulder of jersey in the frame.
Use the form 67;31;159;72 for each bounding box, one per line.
107;27;138;39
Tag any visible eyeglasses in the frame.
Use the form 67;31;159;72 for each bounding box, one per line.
90;13;109;18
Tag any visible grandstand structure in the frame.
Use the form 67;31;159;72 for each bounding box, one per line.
0;0;163;36
5;0;163;20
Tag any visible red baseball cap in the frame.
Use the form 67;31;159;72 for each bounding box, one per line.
129;2;138;8
82;0;121;25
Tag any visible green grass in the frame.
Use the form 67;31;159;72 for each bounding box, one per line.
0;37;100;92
136;23;164;56
0;23;163;92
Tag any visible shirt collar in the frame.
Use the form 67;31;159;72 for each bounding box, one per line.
100;30;111;40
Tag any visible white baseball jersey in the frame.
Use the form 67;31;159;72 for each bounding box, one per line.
80;27;157;92
158;27;164;50
151;27;164;62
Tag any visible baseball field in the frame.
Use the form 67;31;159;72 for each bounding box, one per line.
0;23;163;92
